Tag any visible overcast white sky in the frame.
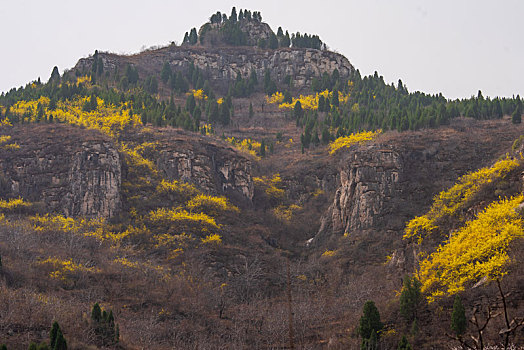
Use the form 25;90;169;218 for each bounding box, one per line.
2;0;523;99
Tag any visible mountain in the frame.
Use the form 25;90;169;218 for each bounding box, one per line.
0;7;523;349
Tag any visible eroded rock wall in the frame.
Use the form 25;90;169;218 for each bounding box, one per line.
0;125;122;219
155;133;254;201
75;47;353;93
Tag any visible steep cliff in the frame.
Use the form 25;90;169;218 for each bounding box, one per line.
74;46;353;93
313;119;524;251
0;125;254;219
0;124;122;218
152;129;254;201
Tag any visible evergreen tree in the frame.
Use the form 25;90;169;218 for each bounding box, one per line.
399;276;422;323
451;295;467;338
91;303;102;323
230;7;237;22
161;62;172;83
358;301;383;343
0;344;6;350
49;66;60;84
512;107;521;124
189;28;198;45
50;321;59;348
260;139;266;157
53;328;67;350
268;33;279;49
249;102;254;118
294;101;303;120
186;94;196;114
397;335;412;350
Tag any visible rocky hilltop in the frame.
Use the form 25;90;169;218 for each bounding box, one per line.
74;46;353;94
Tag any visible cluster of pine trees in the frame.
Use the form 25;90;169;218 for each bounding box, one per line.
297;69;523;151
184;8;324;50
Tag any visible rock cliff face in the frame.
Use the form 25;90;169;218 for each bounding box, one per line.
74;46;353;93
0;125;122;219
321;147;401;237
0;126;255;219
154;132;254;201
313;120;524;247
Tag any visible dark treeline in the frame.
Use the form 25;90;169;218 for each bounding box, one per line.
0;58;236;133
185;8;324;50
297;69;523;150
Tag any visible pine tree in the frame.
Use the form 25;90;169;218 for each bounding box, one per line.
53;328;67;350
294;101;303;120
512;107;521;124
451;295;466;337
399;276;422;323
230;7;237;22
50;321;59;348
249;103;254;118
397;335;412;350
49;66;60;84
358;301;383;343
91;303;102;323
260;139;266;157
189;28;198;45
268;33;279;49
161;62;172;83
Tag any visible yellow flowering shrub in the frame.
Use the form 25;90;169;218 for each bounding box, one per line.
266;92;284;104
120;143;158;175
147;208;219;233
187;89;208;100
329;130;382;154
253;174;285;200
404;157;520;241
0;135;20;150
113;257;171;281
187;194;239;215
0;198;31;212
156;179;199;200
38;257;99;281
10;97;143;138
0;135;12;144
322;250;336;257
201;233;222;245
226;137;261;159
267;89;351;110
418;195;524;301
273;204;301;222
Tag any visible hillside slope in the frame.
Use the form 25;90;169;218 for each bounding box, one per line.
0;7;523;349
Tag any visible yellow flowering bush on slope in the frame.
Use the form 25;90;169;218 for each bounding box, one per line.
404;157;520;242
10;96;142;138
418;195;524;301
226;137;261;159
267;90;351;110
0;198;31;212
329;130;382;154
